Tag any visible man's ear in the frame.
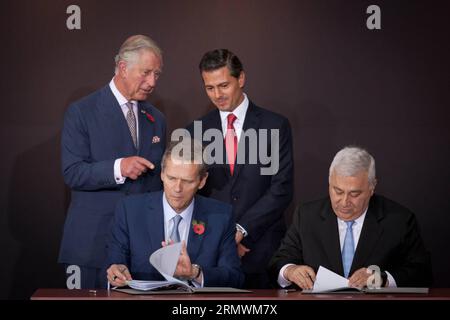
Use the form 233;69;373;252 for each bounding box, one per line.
118;60;128;78
198;172;209;190
238;71;246;88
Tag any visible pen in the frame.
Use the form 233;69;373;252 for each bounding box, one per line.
284;289;297;293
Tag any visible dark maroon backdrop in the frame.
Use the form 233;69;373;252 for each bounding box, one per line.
1;0;449;299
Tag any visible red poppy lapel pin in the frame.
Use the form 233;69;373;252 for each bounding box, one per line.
140;109;155;123
192;219;206;235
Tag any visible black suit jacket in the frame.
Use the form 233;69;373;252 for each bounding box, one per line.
187;101;294;275
269;194;432;287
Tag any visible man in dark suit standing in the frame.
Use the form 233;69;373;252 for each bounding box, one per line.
106;139;244;288
58;35;166;289
187;49;294;288
269;146;432;289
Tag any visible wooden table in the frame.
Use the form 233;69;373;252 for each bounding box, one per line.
31;288;450;300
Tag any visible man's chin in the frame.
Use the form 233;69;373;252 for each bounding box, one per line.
136;94;149;101
215;104;232;111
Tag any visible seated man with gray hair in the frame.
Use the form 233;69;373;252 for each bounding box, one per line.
106;138;244;288
269;146;432;290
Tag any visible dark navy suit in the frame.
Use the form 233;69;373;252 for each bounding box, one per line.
58;85;166;288
187;101;294;288
107;191;244;288
269;195;432;287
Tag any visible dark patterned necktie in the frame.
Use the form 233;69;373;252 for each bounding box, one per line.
126;102;137;148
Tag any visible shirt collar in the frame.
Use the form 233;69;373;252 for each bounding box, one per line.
162;192;195;224
109;78;136;107
337;207;368;227
219;93;249;124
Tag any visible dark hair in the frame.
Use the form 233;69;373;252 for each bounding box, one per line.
199;49;243;78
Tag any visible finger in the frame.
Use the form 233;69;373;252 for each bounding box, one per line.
136;157;155;170
349;274;364;287
128;173;138;180
112;278;127;287
122;268;132;281
132;162;147;172
304;274;314;289
181;241;187;255
161;240;169;247
305;268;316;282
296;277;308;290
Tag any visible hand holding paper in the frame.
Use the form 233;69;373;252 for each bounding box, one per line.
284;265;316;290
174;241;196;280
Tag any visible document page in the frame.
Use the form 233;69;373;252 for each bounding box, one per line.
126;242;190;291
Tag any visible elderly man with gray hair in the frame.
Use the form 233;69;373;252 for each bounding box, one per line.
59;35;166;289
269;146;432;290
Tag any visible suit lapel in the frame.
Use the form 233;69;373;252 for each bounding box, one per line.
205;110;231;181
320;201;345;275
187;196;207;262
137;102;155;156
147;192;165;251
232;102;261;183
98;86;137;153
350;203;384;275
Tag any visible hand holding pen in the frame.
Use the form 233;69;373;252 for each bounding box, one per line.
106;264;132;287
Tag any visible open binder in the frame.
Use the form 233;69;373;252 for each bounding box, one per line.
112;242;250;295
301;266;429;294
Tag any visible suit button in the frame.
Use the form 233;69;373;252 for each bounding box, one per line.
233;197;238;201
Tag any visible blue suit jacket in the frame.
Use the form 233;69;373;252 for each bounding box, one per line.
107;191;245;288
58;85;166;268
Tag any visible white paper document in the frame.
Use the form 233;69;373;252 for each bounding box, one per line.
302;266;429;294
308;266;353;293
126;242;191;291
114;241;252;294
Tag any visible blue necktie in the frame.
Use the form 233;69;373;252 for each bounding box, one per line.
342;221;355;278
170;215;182;243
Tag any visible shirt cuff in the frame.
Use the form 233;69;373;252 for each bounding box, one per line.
190;273;204;288
236;224;248;237
114;158;126;184
385;271;397;287
278;264;295;288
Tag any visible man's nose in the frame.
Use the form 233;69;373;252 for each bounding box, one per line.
174;180;182;192
146;73;157;87
342;193;350;205
213;87;221;99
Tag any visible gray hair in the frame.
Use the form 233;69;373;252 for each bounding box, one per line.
161;138;208;178
114;35;162;74
329;146;376;187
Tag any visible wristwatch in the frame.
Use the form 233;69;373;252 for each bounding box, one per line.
190;264;202;281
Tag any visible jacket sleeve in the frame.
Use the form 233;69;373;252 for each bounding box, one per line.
106;199;130;267
268;204;304;283
202;213;245;288
239;117;294;243
61;104;119;191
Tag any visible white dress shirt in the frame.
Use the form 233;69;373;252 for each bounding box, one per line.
109;79;140;184
162;193;194;245
278;208;397;287
219;93;249;140
162;193;203;287
219;93;249;237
